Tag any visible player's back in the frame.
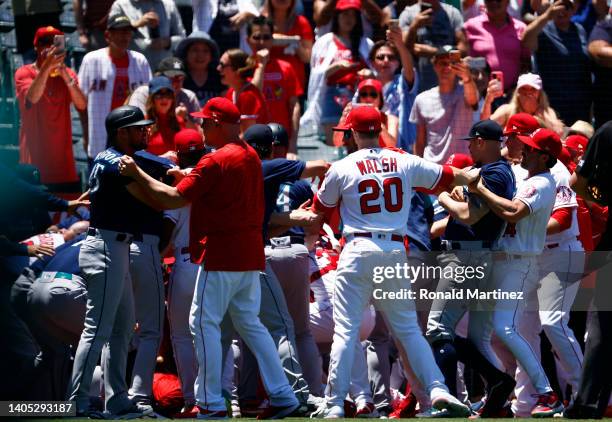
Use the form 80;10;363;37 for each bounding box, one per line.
330;148;440;236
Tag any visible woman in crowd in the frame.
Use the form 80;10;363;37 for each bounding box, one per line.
299;0;373;145
176;31;224;106
367;25;417;151
262;0;314;93
491;72;564;135
218;48;270;132
145;76;194;156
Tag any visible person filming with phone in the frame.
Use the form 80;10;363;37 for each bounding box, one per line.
15;26;87;193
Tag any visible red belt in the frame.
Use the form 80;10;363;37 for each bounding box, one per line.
353;232;405;243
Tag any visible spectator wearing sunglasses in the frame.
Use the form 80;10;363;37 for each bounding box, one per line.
15;26;87;192
368;25;417;152
144;76;195;156
247;17;302;158
219;49;271;133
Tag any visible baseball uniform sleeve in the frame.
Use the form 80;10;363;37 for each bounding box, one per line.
410;156;444;190
315;165;341;210
176;156;221;201
263;159;307;185
515;176;548;214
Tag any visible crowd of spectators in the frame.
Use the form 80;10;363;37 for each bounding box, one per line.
3;0;612;419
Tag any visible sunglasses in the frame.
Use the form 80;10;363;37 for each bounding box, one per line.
218;62;232;69
359;90;379;98
251;34;272;41
36;36;54;47
375;54;398;61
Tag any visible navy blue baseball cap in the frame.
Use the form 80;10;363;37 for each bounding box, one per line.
460;119;505;142
244;124;274;148
149;76;174;95
267;123;288;147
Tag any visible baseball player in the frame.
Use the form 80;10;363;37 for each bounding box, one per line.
468;128;565;417
67;105;155;419
162;129;209;415
506;140;585;416
118;97;300;419
311;106;476;418
428;120;518;416
238;124;328;408
78;14;152;165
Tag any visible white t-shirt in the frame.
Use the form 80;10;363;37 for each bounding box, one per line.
316;147;443;236
513;161;579;245
499;169;556;255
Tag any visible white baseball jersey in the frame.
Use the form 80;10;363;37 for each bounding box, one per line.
499;169;556;255
316;148;443;236
309;247;339;306
78;48;152;158
513;161;579;245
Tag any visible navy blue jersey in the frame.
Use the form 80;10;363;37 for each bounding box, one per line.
89;148;152;234
406;191;434;251
445;159;515;242
274;179;314;239
262;159;306;238
30;234;85;276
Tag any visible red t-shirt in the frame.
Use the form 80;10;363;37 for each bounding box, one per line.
110;53;130;110
261;58;301;138
326;36;366;87
226;83;270;124
176;141;265;271
15;64;78;185
146;115;185;156
270;15;313;92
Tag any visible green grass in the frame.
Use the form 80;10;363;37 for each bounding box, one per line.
18;419;605;421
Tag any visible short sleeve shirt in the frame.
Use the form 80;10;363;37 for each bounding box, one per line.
227;83;271;124
270;15;313;92
261;59;301;138
176;141;265;270
409;84;473;164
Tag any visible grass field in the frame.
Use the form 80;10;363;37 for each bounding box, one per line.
18;418;606;421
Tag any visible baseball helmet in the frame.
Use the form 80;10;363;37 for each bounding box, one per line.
267;123;288;147
105;106;154;135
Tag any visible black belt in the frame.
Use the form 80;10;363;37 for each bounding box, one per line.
353;232;405;243
180;246;190;255
441;240;492;251
87;227;142;243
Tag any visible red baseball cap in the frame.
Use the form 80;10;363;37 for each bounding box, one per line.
518;128;562;159
333;106;382;133
175;129;204;153
336;0;361;11
33;26;63;47
558;146;572;168
564;134;588;154
191;97;241;124
357;78;383;94
445;153;474;169
504;113;540;136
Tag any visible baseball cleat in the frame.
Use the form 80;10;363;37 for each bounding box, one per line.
389;393;417;419
310;404;345;419
355;402;380;418
431;392;471;417
531;391;564;418
196;408;229;420
415;407;451;418
474;374;516;417
257;402;301;419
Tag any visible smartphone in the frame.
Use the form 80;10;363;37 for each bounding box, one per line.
388;19;400;30
449;50;461;64
53;34;65;55
491;71;504;89
420;2;433;12
466;57;487;70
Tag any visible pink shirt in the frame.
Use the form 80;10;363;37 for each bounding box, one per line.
464;13;530;90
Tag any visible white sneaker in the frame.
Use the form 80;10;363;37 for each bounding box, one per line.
415;407;450;418
431;392;471;417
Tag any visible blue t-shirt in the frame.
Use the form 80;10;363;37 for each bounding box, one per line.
88;148;150;234
274;179;314;239
30;234;85;276
444;159;515;242
406;191;434;251
262;158;306;238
